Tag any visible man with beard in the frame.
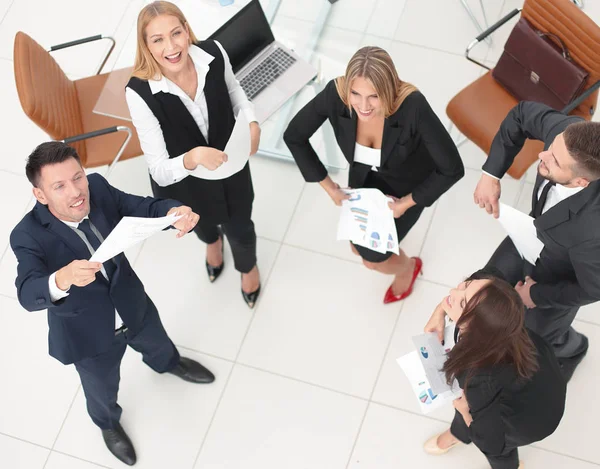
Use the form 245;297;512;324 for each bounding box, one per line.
473;101;600;382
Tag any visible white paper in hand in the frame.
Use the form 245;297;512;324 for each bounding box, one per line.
497;203;544;264
190;112;251;180
336;188;399;255
90;214;182;263
397;351;462;415
412;324;457;395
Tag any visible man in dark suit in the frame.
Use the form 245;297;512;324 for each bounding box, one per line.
473;101;600;382
11;142;215;466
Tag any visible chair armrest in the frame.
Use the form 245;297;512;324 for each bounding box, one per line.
62;126;133;178
562;80;600;115
466;8;521;70
48;35;115;75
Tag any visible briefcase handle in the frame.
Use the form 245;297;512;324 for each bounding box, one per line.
538;31;572;60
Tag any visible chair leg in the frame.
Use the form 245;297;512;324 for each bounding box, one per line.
447;121;468;149
105;126;133;179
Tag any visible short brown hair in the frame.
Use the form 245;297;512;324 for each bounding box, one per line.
132;1;199;81
443;272;538;386
25;142;81;188
563;121;600;181
335;46;417;118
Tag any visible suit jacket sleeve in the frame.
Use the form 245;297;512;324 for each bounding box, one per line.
465;373;507;457
410;93;464;206
483;101;583;178
283;80;336;183
91;173;180;218
530;238;600;308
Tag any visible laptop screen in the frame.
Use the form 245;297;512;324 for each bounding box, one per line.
208;0;275;74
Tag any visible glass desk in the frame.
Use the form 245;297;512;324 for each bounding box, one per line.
93;0;347;171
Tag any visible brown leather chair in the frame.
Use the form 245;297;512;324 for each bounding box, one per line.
446;0;600;179
13;31;142;177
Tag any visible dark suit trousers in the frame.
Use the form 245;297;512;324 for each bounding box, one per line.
486;236;586;359
74;300;179;429
193;213;257;274
451;410;519;469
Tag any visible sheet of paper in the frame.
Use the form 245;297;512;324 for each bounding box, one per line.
412;324;457;395
336;188;399;255
498;202;544;264
90;214;182;263
190;112;251;180
397;351;462;415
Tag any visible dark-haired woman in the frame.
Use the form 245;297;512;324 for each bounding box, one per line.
422;272;566;469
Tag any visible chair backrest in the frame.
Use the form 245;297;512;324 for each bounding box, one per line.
523;0;600;119
13;32;87;161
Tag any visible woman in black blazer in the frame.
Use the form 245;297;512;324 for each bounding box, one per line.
423;270;566;469
125;1;261;308
284;46;464;304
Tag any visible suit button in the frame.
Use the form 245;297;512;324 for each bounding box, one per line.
36;298;44;305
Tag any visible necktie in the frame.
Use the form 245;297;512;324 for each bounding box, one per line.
78;219;116;280
533;181;556;218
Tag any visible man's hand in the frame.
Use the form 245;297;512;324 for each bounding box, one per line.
250;121;261;156
515;276;537;309
55;260;102;290
168;206;199;238
424;302;447;344
474;173;501;218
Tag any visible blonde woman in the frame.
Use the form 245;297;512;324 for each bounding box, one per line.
126;1;261;308
284;47;464;303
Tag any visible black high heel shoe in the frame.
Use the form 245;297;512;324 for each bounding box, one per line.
241;273;261;309
205;230;224;283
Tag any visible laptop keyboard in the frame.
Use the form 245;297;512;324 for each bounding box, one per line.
240;48;297;100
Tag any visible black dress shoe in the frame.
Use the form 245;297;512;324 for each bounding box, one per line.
206;231;224;283
169;357;215;383
242;284;261;309
102;423;136;466
558;334;589;382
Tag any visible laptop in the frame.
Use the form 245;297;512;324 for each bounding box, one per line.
208;0;317;124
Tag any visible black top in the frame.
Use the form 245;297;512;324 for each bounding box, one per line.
126;40;253;225
459;329;565;455
484;101;600;309
283;80;464;206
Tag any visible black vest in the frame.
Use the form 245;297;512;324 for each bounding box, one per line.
127;40;253;224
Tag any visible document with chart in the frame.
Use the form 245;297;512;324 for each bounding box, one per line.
336;188;399;254
411;324;457;395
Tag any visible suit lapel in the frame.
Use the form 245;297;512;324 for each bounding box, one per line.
380;117;402;168
338;109;357;163
34;203;89;259
534;181;598;232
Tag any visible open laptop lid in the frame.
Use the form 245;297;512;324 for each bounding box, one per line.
208;0;275;74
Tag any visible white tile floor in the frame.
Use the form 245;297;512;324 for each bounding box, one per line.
1;0;599;468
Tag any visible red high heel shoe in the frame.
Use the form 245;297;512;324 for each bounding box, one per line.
383;257;423;304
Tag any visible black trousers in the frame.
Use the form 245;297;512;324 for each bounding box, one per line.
451;410;519;469
486;236;587;359
193;213;257;274
74;301;179;430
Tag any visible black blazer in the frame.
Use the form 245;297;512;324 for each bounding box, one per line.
459;330;565;456
10;174;179;364
484;101;600;309
283;80;464;206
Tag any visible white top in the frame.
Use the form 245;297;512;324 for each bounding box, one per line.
537;179;584;214
49;216;123;329
354;142;382;172
125;42;257;187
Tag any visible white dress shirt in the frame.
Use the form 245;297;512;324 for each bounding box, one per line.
48;216;123;329
125;42;257;187
537;179;584;214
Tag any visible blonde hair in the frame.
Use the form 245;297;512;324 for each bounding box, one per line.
335;46;417;117
132;1;199;80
